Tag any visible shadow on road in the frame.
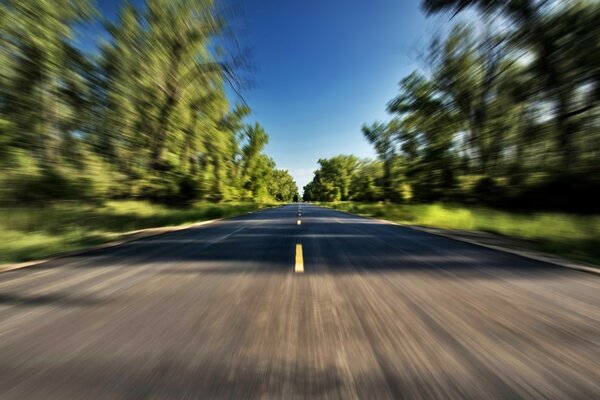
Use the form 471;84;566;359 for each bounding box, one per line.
0;292;106;307
2;208;584;281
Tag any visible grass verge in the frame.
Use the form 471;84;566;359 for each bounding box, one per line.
321;202;600;266
0;201;271;265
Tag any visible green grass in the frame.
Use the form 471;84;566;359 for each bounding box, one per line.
321;202;600;266
0;201;272;264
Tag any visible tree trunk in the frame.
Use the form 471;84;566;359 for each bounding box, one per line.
556;92;576;168
151;89;177;167
150;43;183;168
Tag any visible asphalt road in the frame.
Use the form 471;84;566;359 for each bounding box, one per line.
1;204;599;399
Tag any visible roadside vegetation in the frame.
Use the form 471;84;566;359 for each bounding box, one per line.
321;202;600;265
304;1;599;265
304;1;599;213
0;1;299;264
0;0;299;206
0;201;271;264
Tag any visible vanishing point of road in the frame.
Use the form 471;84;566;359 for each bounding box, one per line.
0;204;599;399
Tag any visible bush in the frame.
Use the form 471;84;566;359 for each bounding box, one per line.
137;172;204;206
178;175;200;204
473;176;506;206
0;150;123;205
506;171;600;212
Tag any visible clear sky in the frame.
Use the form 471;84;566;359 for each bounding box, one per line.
87;0;440;190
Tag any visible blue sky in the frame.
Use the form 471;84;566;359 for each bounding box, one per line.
86;0;441;190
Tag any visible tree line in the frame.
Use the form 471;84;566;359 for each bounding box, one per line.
304;0;599;212
0;0;299;205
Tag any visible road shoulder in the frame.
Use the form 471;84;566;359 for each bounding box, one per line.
0;205;283;274
322;205;600;276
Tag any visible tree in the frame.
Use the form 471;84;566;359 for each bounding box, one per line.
317;155;360;201
361;123;397;200
270;170;299;202
0;0;294;205
0;0;96;165
306;0;599;211
303;156;368;202
422;0;600;168
143;0;228;168
240;123;269;198
349;161;384;202
388;72;458;201
96;1;144;169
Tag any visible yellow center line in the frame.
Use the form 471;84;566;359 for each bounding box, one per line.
295;244;304;273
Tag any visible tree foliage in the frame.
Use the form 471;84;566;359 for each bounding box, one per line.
306;0;599;211
0;0;298;205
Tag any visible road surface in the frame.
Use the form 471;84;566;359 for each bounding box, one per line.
0;204;599;399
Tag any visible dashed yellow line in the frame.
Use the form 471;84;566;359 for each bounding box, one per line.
295;244;304;273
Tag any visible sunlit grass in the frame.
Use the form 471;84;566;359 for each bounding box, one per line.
0;201;270;264
323;202;600;266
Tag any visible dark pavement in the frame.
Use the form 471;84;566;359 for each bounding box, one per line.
0;204;599;399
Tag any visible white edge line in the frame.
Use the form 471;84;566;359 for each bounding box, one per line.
324;206;600;276
0;204;289;274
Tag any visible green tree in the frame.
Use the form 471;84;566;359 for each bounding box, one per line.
270;170;299;202
96;1;144;169
240;123;269;199
0;0;96;164
0;0;294;205
423;0;600;168
361;122;398;200
349;161;384;202
388;72;458;201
